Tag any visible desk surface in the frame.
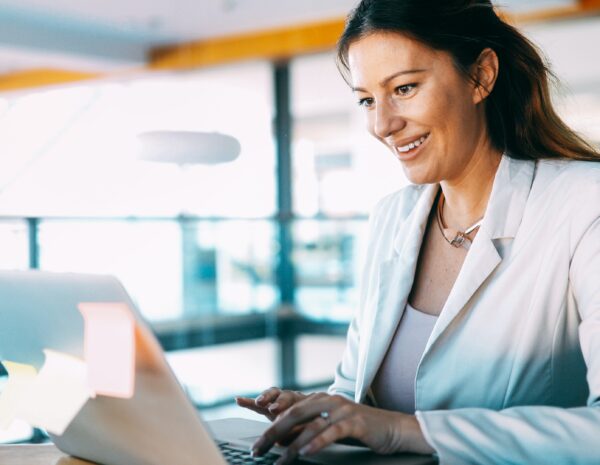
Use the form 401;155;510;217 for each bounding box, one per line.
0;419;437;465
0;444;92;465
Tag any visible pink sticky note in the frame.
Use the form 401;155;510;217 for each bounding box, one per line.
78;302;136;399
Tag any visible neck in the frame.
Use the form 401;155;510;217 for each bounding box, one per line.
440;147;502;230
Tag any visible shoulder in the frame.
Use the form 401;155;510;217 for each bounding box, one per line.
535;158;600;193
533;159;600;213
533;158;600;243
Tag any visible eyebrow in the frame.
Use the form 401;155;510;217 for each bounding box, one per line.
351;68;428;92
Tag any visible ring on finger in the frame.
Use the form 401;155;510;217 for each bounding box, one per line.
319;411;332;427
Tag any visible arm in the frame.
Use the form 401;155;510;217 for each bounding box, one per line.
416;215;600;465
327;315;360;400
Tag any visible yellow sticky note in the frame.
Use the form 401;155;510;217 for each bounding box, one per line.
18;349;91;436
78;302;135;399
0;362;37;430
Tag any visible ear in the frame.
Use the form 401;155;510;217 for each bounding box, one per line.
471;48;499;105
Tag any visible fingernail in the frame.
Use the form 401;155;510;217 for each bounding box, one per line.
256;395;265;402
250;447;260;457
268;402;279;411
299;444;312;456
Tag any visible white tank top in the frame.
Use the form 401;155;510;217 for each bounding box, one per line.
370;303;438;414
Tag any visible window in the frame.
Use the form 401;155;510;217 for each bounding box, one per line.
293;219;368;321
291;51;408;218
290;52;409;321
0;62;276;218
1;61;277;323
181;220;278;317
38;220;183;321
0;220;28;270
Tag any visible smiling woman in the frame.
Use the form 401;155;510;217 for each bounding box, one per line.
345;32;500;187
238;1;600;464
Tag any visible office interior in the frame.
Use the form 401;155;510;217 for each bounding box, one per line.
0;0;599;445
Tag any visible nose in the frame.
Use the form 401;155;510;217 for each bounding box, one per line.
372;99;406;140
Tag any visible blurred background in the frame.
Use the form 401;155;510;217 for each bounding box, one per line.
0;0;599;443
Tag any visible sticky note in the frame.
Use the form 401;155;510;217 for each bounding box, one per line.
78;302;135;399
0;362;37;430
18;349;91;436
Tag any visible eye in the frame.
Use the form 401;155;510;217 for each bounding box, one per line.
357;97;374;108
395;83;418;96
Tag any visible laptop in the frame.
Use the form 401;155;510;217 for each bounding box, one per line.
0;271;436;465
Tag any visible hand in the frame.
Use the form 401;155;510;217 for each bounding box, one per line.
250;393;434;464
236;387;307;422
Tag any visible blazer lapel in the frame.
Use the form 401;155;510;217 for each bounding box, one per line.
357;184;439;401
424;228;502;353
424;155;536;353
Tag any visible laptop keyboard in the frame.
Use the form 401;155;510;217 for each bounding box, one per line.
219;443;280;464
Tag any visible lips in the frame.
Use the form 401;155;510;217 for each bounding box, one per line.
389;132;430;160
392;133;430;153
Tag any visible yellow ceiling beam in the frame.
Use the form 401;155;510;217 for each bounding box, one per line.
149;18;346;70
581;0;600;9
149;3;600;71
0;68;102;93
504;0;600;24
1;2;600;92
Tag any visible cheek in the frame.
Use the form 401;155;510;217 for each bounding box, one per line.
426;87;474;142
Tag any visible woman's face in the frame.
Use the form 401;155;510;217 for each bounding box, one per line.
347;32;492;185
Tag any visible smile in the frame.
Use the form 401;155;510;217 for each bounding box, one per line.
395;133;429;153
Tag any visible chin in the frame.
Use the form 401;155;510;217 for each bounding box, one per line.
400;163;438;186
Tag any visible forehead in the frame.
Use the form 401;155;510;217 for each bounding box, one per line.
347;32;447;86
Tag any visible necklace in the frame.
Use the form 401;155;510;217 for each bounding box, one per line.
436;192;483;250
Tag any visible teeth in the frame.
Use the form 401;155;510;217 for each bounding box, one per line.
397;135;428;153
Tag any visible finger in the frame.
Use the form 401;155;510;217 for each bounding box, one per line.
235;397;276;420
275;417;330;464
235;394;282;421
235;397;256;407
266;391;298;416
276;424;305;447
255;387;282;407
252;395;344;456
236;397;267;412
298;419;355;457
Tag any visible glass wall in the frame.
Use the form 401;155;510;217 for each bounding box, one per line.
0;62;281;419
38;220;183;321
290;52;410;321
0;63;276;219
293;219;368;321
0;220;28;270
182;220;278;316
0;61;277;325
290;52;408;218
37;219;278;322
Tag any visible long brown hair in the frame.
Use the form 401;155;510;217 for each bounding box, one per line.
337;0;600;162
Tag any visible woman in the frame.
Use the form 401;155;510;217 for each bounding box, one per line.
237;0;600;463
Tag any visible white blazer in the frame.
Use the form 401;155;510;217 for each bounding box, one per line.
328;155;600;464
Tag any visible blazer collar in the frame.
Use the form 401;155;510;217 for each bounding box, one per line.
358;184;438;401
482;154;536;240
393;183;440;257
391;154;536;254
423;154;537;354
358;155;537;400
